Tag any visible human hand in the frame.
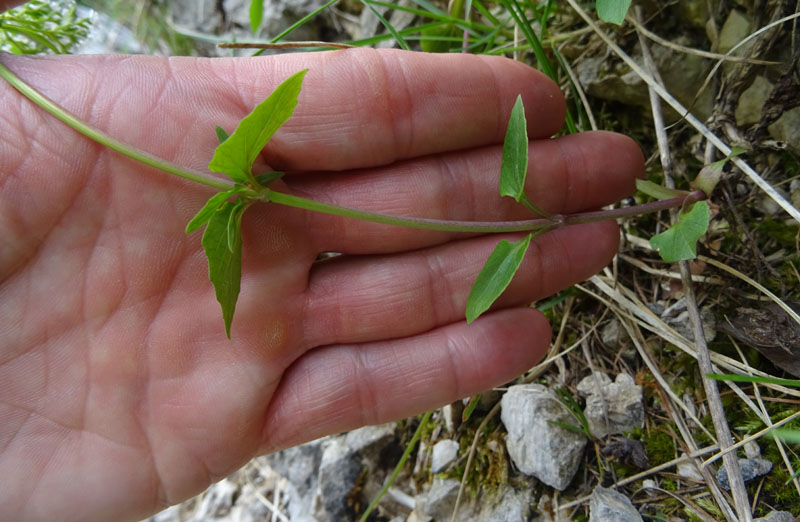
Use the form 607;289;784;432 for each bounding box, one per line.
0;49;643;521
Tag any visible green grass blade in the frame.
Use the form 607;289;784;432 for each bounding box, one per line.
707;374;800;387
359;411;432;521
362;0;411;50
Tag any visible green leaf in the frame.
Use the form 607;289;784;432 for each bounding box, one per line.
650;201;710;262
770;429;800;444
499;95;528;202
185;190;235;234
694;147;745;197
254;171;285;186
462;394;481;423
466;233;532;323
596;0;632;25
249;0;263;35
215;126;229;144
202;202;244;338
635;179;688;201
226;200;247;252
208;69;308;184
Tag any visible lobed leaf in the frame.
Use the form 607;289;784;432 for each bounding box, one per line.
202;201;244;338
650;201;710;262
466;233;532;323
208;69;308;184
596;0;632;25
499;95;528;202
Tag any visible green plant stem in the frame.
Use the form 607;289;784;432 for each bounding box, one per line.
0;60;233;191
0;59;705;235
358;411;432;522
266;189;553;232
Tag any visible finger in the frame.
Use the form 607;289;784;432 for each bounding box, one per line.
260;307;550;453
300;221;618;347
282;131;642;254
1;49;564;173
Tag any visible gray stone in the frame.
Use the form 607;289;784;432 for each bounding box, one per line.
478;487;533;521
716;458;773;491
663;307;717;343
344;423;396;461
576;37;714;120
755;511;796;522
315;438;362;522
534;494;572;522
431;439;460;473
736;75;773;126
577;372;613;397
264;440;325;522
582;373;644;438
719;9;754;56
589;486;643;522
501;384;588;490
417;478;461;520
769;107;800;154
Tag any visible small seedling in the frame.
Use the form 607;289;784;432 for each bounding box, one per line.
0;64;709;336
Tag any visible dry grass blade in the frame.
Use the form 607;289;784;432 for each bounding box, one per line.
634;7;751;519
700;255;800;327
626;15;779;66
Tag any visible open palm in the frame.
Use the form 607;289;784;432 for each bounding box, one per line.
0;49;643;521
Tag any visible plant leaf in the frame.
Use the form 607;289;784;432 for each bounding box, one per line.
226;200;247;252
208;69;308;184
185;190;234;234
249;0;263;35
650;201;710;262
254;171;284;186
499;95;528;202
466;233;532;323
215;125;229;144
635;179;688;201
596;0;632;25
202;201;244;338
462;394;481;423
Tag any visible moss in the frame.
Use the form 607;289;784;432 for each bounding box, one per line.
642;428;678;467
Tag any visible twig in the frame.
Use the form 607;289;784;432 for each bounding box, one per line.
218;41;355;49
635;8;751;519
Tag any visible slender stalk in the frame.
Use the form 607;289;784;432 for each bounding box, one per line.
266;190;552;232
358;411;432;522
0;58;704;236
0;60;233;191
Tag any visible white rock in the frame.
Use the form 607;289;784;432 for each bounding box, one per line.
583;373;644;438
577;372;613;397
501;384;588;490
431;440;460;473
589;486;643;522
